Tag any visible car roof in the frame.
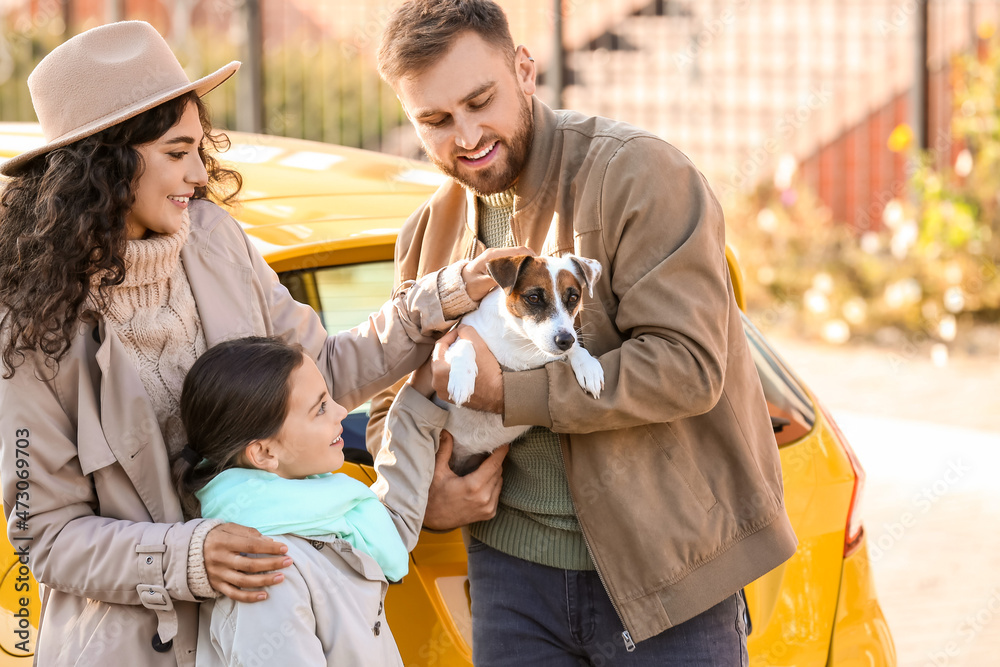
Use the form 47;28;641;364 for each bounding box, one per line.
0;123;444;273
219;132;448;273
0;123;745;309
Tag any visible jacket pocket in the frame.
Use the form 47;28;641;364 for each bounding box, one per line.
77;407;117;476
645;424;718;513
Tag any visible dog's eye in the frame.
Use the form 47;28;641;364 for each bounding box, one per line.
567;293;579;305
525;294;541;305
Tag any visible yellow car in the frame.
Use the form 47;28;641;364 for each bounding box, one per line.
0;124;896;666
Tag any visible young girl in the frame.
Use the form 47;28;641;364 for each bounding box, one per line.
175;336;446;666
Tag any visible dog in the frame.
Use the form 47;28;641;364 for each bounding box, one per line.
438;253;604;475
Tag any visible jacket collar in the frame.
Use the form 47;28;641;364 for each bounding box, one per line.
180;231;254;347
513;96;559;218
94;321;183;523
181;202;257;346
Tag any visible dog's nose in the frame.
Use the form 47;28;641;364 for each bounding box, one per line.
554;331;575;351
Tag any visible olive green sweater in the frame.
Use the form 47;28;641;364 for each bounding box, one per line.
467;190;594;570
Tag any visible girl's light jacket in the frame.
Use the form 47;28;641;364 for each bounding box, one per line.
0;200;455;666
197;385;446;667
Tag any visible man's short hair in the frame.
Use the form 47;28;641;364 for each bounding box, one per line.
377;0;516;87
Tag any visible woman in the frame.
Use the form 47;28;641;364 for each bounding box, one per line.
0;21;497;666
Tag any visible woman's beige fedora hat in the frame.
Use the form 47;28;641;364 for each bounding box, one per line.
0;20;239;176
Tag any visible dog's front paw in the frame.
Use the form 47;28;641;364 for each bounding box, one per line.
448;368;477;407
446;339;478;406
569;348;604;399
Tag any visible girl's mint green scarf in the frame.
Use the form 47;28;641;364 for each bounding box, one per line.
196;468;409;581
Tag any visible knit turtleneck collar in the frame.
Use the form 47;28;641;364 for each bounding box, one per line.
479;188;515;211
120;210;190;288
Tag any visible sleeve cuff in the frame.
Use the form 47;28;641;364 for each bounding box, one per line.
502;368;552;429
395;383;451;429
187;518;224;599
436;260;477;321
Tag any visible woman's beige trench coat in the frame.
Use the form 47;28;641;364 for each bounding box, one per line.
0;200;454;666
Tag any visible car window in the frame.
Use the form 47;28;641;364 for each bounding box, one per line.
281;260;395;333
741;315;816;446
279;260;396;414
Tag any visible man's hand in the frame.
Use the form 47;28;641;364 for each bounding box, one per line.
462;246;534;302
204;523;293;602
423;431;508;531
431;325;504;414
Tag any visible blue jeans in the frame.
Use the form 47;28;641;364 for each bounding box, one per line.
468;538;749;666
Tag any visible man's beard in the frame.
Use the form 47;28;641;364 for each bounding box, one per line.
424;95;534;197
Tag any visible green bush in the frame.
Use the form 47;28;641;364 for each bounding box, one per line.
727;43;1000;346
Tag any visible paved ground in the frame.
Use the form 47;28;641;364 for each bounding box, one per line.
767;334;1000;667
766;334;1000;433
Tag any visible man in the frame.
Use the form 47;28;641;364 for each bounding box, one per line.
367;1;797;663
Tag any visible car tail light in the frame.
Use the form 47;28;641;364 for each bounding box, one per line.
819;404;866;557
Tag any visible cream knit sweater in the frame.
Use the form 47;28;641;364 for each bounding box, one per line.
99;211;219;598
102;213;206;455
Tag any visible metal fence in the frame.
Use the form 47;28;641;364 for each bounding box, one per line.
0;0;411;154
2;0;997;227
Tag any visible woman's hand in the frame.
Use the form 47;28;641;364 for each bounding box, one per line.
462;246;535;302
203;523;293;602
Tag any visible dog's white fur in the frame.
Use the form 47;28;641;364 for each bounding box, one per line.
439;254;604;474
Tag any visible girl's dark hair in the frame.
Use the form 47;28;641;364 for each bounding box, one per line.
0;91;242;378
173;336;305;520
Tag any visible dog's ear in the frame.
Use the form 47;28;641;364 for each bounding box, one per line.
568;255;602;297
486;255;532;295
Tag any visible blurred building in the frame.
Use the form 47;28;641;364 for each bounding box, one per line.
3;0;998;229
542;0;997;231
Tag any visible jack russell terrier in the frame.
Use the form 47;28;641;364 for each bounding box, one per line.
438;254;604;475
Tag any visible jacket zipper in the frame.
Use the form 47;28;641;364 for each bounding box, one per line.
559;435;636;653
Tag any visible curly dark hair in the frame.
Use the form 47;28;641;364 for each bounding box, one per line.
0;92;242;378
